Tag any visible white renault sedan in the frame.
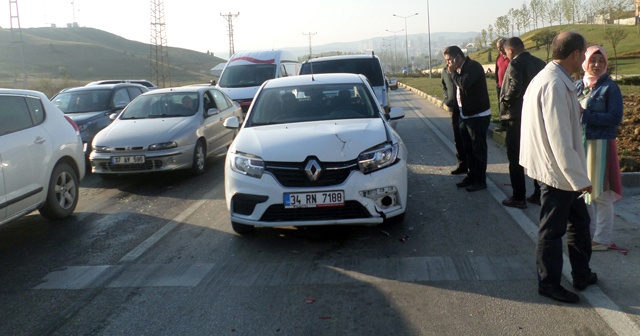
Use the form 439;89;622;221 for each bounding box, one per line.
90;86;243;178
223;73;407;234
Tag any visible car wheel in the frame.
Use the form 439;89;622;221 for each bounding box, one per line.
231;221;254;235
39;162;79;220
190;140;206;176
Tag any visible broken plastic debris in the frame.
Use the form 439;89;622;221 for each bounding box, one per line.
305;298;316;304
399;235;409;242
380;230;390;236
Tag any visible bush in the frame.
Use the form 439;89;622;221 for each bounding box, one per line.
616;76;640;86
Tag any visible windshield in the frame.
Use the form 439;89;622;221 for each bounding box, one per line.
120;92;199;119
218;64;277;88
245;83;379;127
299;59;384;86
53;90;112;113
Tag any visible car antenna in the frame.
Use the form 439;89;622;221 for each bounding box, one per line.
310;60;315;81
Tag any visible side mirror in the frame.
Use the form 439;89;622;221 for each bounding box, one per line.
206;108;220;116
109;113;118;121
387;107;405;121
211;79;217;86
223;116;240;129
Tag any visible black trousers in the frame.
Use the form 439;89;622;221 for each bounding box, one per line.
459;115;490;185
536;183;592;290
505;119;526;200
450;106;466;167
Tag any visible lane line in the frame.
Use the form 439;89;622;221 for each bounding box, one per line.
400;92;640;336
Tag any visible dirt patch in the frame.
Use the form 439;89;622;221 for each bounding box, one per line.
618;95;640;172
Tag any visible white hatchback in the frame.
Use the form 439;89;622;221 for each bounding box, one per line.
223;73;407;234
0;89;85;226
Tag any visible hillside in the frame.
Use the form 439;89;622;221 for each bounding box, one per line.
0;27;226;94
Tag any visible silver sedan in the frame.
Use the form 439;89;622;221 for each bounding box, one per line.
90;86;242;178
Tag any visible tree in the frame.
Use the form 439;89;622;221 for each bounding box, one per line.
520;3;532;31
530;0;543;29
481;29;488;48
531;30;557;61
487;25;494;43
495;15;510;37
603;27;628;78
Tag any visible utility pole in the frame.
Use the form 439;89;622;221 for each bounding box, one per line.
9;0;27;89
302;32;317;60
150;0;171;88
221;12;240;57
386;29;403;73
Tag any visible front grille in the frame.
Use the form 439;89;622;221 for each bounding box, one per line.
99;160;163;172
265;159;358;187
260;201;371;222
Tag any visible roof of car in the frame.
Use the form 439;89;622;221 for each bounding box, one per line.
303;54;381;63
58;83;149;93
142;86;214;95
85;79;158;88
262;73;367;89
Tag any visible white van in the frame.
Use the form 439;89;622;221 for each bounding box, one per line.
216;50;300;115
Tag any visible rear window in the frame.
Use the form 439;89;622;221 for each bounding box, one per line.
300;58;384;86
218;64;277;88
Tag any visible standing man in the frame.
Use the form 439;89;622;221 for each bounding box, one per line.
494;38;510;132
443;46;491;192
442;65;467;175
499;37;546;209
520;32;596;304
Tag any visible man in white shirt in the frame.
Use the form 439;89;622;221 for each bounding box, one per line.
520;32;595;304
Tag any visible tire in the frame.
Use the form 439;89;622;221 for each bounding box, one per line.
39;162;80;220
231;221;254;235
189;140;206;176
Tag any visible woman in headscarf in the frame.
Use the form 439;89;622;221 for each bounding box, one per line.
576;45;624;251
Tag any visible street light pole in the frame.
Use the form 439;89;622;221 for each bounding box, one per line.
393;13;418;74
386;29;403;73
427;0;432;78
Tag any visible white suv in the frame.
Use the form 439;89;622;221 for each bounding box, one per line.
0;89;85;226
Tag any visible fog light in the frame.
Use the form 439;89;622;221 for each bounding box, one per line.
381;196;393;206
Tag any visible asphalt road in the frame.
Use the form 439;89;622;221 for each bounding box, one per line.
1;88;638;336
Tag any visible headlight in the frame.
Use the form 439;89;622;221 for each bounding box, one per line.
93;145;111;153
358;142;399;174
230;152;264;178
148;142;178;151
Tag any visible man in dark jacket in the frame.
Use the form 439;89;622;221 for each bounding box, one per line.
442;66;467;175
443;46;491;192
499;37;546;208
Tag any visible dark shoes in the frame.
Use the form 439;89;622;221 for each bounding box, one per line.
526;194;541;206
502;197;527;209
450;165;468;175
456;178;473;188
538;285;580;303
465;183;487;192
573;272;598;291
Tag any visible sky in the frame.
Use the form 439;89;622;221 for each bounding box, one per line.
2;0;526;57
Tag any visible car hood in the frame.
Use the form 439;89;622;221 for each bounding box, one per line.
233;119;390;161
65;111;109;124
218;86;259;101
94;118;191;146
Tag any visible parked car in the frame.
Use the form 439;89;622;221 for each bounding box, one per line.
86;79;160;90
90;85;243;178
0;89;85;226
299;54;390;113
51;83;149;163
216;49;300;115
388;77;398;90
223;73;407;234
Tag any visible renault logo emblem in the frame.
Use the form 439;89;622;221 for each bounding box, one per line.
305;159;322;181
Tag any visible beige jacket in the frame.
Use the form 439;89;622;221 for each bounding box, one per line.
520;62;590;192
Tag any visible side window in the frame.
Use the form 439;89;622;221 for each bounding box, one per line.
282;63;299;77
25;97;45;125
112;88;131;107
211;90;230;111
203;91;215;111
0;96;34;136
127;87;144;100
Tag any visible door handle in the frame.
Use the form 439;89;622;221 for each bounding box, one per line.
34;136;46;144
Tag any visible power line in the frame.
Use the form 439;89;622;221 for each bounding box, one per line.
9;0;28;89
302;32;317;60
220;12;240;57
150;0;171;88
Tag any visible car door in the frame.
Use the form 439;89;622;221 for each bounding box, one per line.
205;89;236;153
0;95;51;220
0;152;6;222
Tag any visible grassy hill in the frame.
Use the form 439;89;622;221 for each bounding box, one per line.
472;24;640;74
0;27;226;96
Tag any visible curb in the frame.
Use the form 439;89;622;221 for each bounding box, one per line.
398;82;640;188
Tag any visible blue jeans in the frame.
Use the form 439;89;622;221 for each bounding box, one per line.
536;183;592;289
458;115;490;185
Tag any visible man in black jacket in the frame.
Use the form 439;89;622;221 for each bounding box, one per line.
499;37;546;208
442;66;467;175
443;46;491;192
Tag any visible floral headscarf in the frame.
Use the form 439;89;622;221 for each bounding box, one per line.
582;45;608;88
